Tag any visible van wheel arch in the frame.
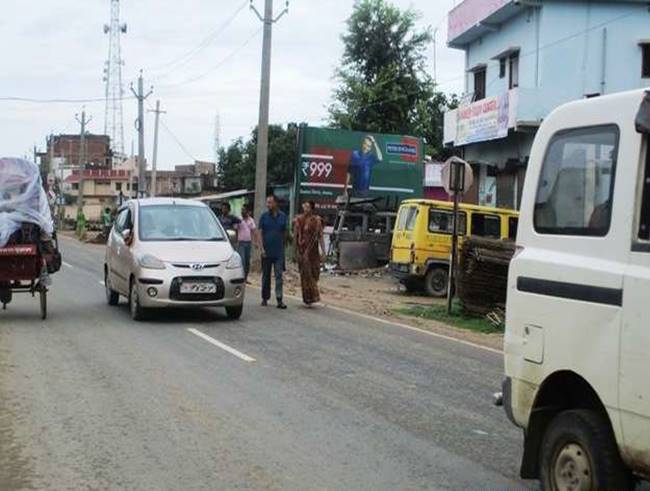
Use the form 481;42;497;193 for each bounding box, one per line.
521;370;619;479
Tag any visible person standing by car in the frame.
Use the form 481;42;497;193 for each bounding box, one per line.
102;207;113;240
257;195;288;309
218;202;241;231
293;200;326;306
237;205;256;283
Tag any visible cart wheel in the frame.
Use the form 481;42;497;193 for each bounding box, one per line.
40;287;47;320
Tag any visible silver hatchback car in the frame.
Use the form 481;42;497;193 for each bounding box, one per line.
104;198;245;320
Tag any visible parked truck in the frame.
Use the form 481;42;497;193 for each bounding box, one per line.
499;88;650;490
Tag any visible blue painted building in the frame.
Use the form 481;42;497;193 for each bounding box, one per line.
443;0;650;209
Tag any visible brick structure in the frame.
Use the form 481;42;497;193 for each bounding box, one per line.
46;134;112;171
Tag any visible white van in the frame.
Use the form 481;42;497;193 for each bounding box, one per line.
502;88;650;490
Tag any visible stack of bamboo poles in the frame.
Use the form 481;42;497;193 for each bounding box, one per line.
457;237;516;320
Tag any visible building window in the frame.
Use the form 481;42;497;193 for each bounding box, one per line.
509;53;519;89
116;182;122;191
72;183;79;190
534;125;619;237
643;43;650;78
474;69;486;101
499;58;506;79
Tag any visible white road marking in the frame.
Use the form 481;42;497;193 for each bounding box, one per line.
472;430;489;436
62;261;74;269
187;328;256;363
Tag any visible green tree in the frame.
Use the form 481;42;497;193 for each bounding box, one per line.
329;0;457;158
217;124;298;191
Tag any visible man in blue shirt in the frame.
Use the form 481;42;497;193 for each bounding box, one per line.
343;135;383;197
257;195;288;309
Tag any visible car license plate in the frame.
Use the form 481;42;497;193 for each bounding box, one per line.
180;282;217;294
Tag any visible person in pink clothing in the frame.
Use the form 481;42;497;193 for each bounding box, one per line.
236;205;256;282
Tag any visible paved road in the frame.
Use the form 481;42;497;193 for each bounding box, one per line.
1;236;533;491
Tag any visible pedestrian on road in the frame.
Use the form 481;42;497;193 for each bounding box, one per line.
237;205;256;283
294;201;326;306
258;195;288;309
219;202;241;232
102;207;113;240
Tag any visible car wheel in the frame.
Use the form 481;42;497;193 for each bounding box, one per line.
105;269;119;306
129;280;146;321
225;305;243;320
540;409;632;491
425;267;448;298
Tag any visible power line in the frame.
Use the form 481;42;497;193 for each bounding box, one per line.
152;110;197;161
156;27;263;90
147;0;249;80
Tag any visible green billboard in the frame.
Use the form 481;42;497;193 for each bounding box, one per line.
294;126;424;212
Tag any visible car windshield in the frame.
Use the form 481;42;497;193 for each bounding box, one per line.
138;204;225;242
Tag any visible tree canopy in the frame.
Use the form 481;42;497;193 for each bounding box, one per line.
329;0;457;157
217;124;297;191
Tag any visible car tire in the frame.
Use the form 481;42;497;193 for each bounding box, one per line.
225;305;243;320
105;269;119;306
540;409;632;491
425;267;448;298
129;279;146;321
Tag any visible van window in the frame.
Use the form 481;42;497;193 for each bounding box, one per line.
508;216;519;240
405;207;419;231
534;125;619;236
472;213;501;238
114;208;131;233
637;137;650;241
428;209;467;235
396;207;410;231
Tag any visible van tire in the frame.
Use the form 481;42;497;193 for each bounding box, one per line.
425;267;448;298
540;409;632;491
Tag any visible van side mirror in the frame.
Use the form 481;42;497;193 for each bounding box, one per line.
636;90;650;134
121;228;133;245
227;229;236;244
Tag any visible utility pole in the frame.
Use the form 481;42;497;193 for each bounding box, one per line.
130;71;153;197
250;0;289;220
75;109;92;214
148;100;166;197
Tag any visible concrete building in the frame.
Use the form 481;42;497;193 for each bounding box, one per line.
443;0;650;209
62;169;135;221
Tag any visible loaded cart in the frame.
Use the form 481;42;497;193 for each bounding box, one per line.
0;158;61;319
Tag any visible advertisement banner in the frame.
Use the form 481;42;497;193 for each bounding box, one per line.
456;93;510;146
296;127;424;211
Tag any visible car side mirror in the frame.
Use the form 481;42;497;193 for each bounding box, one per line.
121;228;133;245
227;229;236;244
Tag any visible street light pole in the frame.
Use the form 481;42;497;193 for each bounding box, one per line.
250;0;288;220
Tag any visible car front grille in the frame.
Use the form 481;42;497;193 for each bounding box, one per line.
169;277;225;302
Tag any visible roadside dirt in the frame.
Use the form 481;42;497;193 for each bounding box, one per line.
250;263;505;352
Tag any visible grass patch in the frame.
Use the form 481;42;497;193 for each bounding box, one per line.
393;302;502;334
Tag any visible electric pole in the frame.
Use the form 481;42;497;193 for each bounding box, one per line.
75;109;92;214
130;71;153;197
250;0;289;220
148;100;166;197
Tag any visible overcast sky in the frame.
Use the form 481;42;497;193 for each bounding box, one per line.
0;0;465;170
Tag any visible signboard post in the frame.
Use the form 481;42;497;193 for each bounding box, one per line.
442;157;474;314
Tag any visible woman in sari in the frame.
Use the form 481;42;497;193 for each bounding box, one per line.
294;201;326;306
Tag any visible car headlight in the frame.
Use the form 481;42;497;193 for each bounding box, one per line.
226;252;242;270
138;254;166;270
